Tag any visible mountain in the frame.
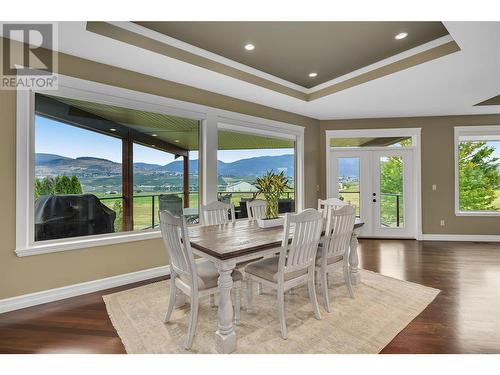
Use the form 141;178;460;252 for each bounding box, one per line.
35;153;295;178
35;153;71;164
161;155;294;177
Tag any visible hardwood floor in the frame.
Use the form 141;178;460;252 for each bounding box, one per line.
0;239;499;354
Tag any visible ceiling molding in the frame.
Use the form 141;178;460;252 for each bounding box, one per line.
475;94;500;106
86;22;308;101
309;40;460;100
86;22;460;103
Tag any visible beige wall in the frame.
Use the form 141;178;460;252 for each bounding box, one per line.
320;116;500;236
1;44;498;301
0;50;320;300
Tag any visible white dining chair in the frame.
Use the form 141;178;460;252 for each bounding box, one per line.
246;199;267;221
159;210;243;350
318;197;348;219
200;201;235;226
244;208;323;339
316;204;356;313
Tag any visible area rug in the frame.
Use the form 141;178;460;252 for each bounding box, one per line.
103;269;439;354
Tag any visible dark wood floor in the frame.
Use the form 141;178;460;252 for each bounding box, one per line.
0;239;499;354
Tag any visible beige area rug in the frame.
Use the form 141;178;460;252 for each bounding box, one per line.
103;269;439;354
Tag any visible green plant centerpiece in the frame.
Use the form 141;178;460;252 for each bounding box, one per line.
255;170;290;220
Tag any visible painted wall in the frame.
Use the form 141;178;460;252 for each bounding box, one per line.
0;48;320;300
320;116;500;236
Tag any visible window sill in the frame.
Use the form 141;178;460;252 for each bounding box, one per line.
455;211;500;217
15;230;163;257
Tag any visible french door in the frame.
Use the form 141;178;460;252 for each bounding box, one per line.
330;149;415;238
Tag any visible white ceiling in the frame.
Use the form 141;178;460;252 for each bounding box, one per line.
3;21;499;120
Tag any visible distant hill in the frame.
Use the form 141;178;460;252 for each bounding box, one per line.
35;153;295;178
162;155;294;177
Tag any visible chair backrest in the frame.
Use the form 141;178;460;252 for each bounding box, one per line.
158;210;197;287
159;194;183;217
278;209;323;278
323;204;356;260
218;193;232;204
318;198;348;219
246;199;267;221
200;201;235;226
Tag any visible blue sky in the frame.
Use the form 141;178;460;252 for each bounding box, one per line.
35;116;294;164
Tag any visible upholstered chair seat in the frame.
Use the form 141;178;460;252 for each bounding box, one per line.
180;259;243;290
245;256;308;282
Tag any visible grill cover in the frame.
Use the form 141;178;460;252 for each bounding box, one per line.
34;194;116;241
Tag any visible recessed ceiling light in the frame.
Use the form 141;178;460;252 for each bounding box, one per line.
151;133;157;137
308;72;318;78
109;128;117;132
174;139;180;143
395;32;408;40
244;43;255;51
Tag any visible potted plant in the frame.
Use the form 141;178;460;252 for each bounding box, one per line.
254;170;290;228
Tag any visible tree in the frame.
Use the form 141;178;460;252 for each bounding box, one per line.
379;156;404;227
459;141;500;211
34;175;84;197
70;176;83;194
111;200;123;232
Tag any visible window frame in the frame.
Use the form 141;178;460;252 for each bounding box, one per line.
454;125;500;217
15;73;305;256
216;120;302;213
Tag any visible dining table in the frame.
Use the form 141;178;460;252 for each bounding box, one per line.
186;218;364;354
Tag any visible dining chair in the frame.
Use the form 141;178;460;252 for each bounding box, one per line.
246;199;267;221
318;197;347;219
316;204;356;313
200;201;235;226
159;210;242;350
244;208;323;339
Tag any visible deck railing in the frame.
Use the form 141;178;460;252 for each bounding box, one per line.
339;190;403;227
98;191;295;230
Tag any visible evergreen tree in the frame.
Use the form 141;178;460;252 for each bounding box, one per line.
35;175;84;197
70;176;83;194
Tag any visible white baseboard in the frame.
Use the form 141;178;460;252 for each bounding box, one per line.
421;234;500;242
0;265;170;314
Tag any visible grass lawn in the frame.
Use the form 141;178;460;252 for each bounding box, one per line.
97;192;200;231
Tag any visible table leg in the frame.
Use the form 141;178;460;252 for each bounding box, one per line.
349;229;361;285
215;261;237;354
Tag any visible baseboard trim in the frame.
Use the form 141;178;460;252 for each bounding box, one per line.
0;265;170;314
421;234;500;242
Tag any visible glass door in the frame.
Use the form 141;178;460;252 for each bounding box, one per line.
330;150;371;236
372;149;414;237
330;149;415;238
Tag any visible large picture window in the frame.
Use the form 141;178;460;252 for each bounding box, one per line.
217;126;296;218
15;75;304;256
34;93;200;242
455;126;500;215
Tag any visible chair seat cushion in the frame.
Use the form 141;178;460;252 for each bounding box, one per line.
315;252;343;266
244;256;308;282
181;259;242;290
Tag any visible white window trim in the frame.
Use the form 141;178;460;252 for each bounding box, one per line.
454;125;500;217
16;73;305;257
324;128;422;240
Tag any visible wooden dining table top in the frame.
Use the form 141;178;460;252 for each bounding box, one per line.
188;218;364;261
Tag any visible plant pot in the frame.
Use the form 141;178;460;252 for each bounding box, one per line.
256;217;284;228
